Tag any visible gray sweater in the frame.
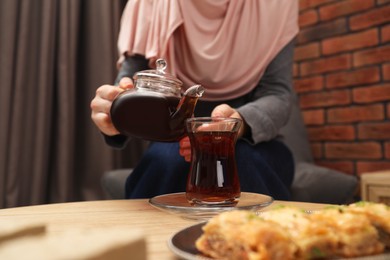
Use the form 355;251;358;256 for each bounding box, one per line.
237;39;294;144
106;39;295;147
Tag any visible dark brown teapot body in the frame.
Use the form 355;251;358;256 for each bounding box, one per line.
110;59;204;142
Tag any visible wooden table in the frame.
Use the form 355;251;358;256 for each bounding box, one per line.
0;199;328;259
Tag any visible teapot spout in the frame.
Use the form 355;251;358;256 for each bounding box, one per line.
169;85;204;135
183;84;205;98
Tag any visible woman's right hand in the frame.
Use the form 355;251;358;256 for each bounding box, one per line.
179;136;191;162
90;77;134;136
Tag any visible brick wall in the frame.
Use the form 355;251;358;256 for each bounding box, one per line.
294;0;390;177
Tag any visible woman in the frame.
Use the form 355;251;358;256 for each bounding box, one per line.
91;0;299;200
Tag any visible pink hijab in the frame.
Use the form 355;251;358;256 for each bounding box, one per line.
117;0;299;101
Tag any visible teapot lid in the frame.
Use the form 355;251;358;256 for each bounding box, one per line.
133;59;183;88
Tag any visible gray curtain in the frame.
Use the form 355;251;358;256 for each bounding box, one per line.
0;0;146;208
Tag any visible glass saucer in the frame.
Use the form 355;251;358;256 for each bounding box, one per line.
149;192;273;220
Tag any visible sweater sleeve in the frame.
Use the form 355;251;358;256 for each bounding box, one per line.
103;55;150;149
237;39;295;144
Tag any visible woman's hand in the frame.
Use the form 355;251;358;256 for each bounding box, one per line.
178;104;246;162
90;77;134;136
179;136;191;162
211;104;247;138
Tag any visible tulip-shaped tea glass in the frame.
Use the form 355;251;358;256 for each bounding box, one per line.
185;117;242;206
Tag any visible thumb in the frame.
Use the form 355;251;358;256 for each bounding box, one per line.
211;104;234;118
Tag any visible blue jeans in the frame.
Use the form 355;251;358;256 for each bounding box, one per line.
125;139;294;200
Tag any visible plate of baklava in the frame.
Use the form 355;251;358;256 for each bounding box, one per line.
168;201;390;260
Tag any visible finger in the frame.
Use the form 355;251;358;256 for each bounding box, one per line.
179;148;192;163
211;104;235;118
96;85;124;101
212;104;244;122
119;77;134;90
179;147;191;157
178;144;192;162
91;112;120;136
90;95;114;115
179;144;191;156
179;136;191;148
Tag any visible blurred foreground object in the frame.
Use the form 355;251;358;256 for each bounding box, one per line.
0;221;146;260
361;170;390;205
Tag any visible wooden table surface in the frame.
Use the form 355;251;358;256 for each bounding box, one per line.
0;199;328;259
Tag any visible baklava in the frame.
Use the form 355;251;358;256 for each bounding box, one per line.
196;202;390;260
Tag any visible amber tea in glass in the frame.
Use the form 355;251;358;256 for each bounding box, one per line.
186;117;242;206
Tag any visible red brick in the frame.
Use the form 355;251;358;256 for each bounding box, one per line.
308;125;355;141
300;54;351;76
315;160;355;175
325;66;380;89
319;0;374;21
383;63;390;81
293;63;299;77
294;42;320;62
358;122;390;140
297;18;348;44
300;0;338;11
325;142;382;159
357;161;390;175
382;24;390;43
377;0;390;5
311;143;323;158
388;103;390;119
350;5;390;31
353;45;390;67
327;104;384;123
353;83;390;103
322;29;378;55
385;142;390;159
300;90;351;109
299;9;318;28
302;109;325;125
294;75;323;93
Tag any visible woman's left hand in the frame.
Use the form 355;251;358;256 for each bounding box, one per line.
211;104;246;138
178;104;246;162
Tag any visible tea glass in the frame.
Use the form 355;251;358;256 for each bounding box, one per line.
185;117;242;206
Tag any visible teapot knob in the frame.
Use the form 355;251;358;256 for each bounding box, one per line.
156;58;167;74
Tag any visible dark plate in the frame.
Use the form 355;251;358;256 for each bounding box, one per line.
168;222;390;260
168;222;210;260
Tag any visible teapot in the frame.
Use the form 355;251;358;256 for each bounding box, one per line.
110;58;204;142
